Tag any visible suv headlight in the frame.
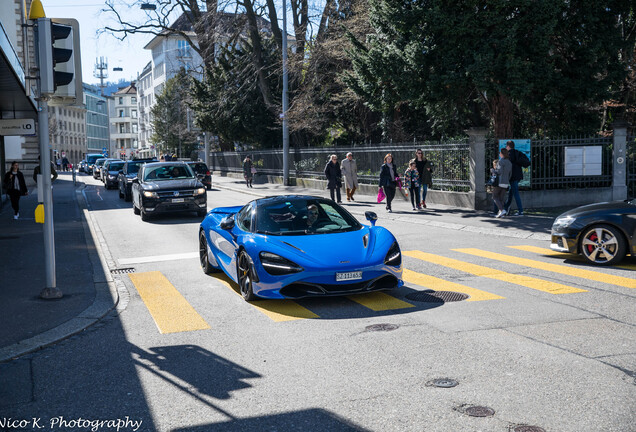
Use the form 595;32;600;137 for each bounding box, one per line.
259;252;304;275
143;191;158;198
194;187;206;195
384;241;401;266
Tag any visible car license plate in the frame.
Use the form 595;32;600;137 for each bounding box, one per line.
336;271;362;281
172;198;185;203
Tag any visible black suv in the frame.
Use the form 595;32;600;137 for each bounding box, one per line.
103;159;124;189
118;158;156;201
131;162;207;221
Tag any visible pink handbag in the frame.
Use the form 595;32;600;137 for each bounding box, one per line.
377;187;386;203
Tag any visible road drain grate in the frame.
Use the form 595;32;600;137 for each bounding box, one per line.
364;323;399;332
405;291;469;303
426;378;458;388
512;427;546;432
465;406;495;417
111;268;136;275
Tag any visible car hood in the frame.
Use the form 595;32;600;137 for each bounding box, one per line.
142;179;200;190
558;201;635;218
259;227;395;268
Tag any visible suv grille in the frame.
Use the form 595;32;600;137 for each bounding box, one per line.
157;190;195;198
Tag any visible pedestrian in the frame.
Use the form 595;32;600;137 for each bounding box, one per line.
414;149;433;208
493;148;512;218
55;156;62;170
324;154;343;203
33;156;59;183
62;156;70;171
340;152;359;202
379;153;398;213
243;156;254;188
504;140;524;216
3;161;28;219
404;160;421;211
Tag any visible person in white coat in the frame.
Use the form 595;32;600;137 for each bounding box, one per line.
340;152;359;201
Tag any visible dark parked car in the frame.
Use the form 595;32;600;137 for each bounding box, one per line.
186;161;212;190
99;158;121;182
103;160;124;189
118;158;156;201
86;153;105;175
78;160;87;173
551;199;636;265
92;158;107;179
132;162;207;221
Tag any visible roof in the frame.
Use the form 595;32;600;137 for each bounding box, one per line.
112;83;137;95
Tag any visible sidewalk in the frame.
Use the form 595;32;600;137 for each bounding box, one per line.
0;173;119;363
210;173;554;241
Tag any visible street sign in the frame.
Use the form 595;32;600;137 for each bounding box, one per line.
0;119;36;136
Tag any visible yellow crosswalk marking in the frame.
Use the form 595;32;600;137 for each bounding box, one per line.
402;269;504;301
347;291;415;311
129;271;210;334
210;273;319;322
456;248;636;289
404;251;586;295
509;245;636;271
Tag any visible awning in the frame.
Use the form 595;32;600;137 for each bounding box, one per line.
0;22;38;118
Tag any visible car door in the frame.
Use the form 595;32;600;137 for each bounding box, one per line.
132;166;142;208
215;203;254;280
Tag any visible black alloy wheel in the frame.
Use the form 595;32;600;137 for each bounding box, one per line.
199;230;216;274
133;200;140;215
580;224;627;266
237;251;257;301
140;208;150;221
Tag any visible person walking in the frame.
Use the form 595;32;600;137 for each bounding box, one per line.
340;152;359;202
55;156;62;171
379;153;398;213
33;157;59;183
3;161;28;219
493;148;512;218
324;154;343;203
62;156;70;171
243;156;254;188
404;160;421;211
414;149;433;208
504;140;524;216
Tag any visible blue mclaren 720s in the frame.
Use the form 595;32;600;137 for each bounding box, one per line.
198;195;404;301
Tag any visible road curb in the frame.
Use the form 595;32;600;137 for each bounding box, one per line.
0;180;126;363
212;181;552;241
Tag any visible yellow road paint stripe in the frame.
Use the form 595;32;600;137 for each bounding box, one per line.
210;273;318;322
128;271;210;334
509;245;636;271
404;251;586;295
456;248;636;289
347;291;415;311
402;269;504;301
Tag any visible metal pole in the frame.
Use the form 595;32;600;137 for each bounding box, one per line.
282;0;290;186
204;132;210;168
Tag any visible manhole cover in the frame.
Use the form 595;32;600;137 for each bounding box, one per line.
465;406;495;417
513;427;546;432
365;323;399;332
405;291;469;302
427;378;458;388
111;268;136;274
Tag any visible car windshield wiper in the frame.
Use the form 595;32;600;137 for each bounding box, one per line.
255;230;281;236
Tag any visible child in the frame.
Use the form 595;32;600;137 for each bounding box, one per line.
404;160;421;211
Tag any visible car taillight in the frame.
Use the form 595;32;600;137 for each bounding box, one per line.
206;171;210;176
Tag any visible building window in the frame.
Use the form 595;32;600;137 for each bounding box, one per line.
119;97;123;105
131;110;137;118
132;97;137;104
119;110;124;118
178;40;191;58
132;124;138;133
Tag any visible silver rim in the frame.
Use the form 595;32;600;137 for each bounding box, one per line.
581;227;619;263
238;253;251;297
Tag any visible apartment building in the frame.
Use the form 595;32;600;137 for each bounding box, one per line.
109;83;139;159
136;62;154;158
47;105;87;165
83;83;109;155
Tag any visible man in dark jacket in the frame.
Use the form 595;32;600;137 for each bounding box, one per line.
33;157;59;183
504;140;524;216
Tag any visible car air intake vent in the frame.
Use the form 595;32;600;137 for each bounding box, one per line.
363;234;369;248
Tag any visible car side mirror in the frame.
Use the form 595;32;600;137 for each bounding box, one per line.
365;211;378;226
220;216;235;230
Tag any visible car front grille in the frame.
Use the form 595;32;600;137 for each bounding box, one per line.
156;190;195;198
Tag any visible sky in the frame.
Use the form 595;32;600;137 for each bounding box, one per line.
40;0;160;86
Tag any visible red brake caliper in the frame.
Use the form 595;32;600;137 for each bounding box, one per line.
586;232;598;253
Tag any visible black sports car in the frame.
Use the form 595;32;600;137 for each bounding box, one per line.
131;162;207;221
550;199;636;265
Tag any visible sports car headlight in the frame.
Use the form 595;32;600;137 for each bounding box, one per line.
143;191;158;198
553;216;576;228
384;242;401;266
259;252;304;276
194;188;206;195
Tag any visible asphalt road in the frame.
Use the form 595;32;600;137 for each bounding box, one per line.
2;174;635;432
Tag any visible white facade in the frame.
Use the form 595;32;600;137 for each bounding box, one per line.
48;105;87;165
109;84;139;159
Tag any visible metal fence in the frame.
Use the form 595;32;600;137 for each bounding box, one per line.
487;136;614;190
210;140;471;192
628;135;636;198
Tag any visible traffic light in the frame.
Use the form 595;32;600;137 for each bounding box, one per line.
36;18;83;105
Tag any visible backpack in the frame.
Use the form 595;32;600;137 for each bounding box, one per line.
516;151;531;168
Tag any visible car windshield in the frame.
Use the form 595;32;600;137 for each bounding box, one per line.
95;159;106;167
143;165;194;181
254;198;361;235
127;162;142;174
86;155;104;164
109;162;124;171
